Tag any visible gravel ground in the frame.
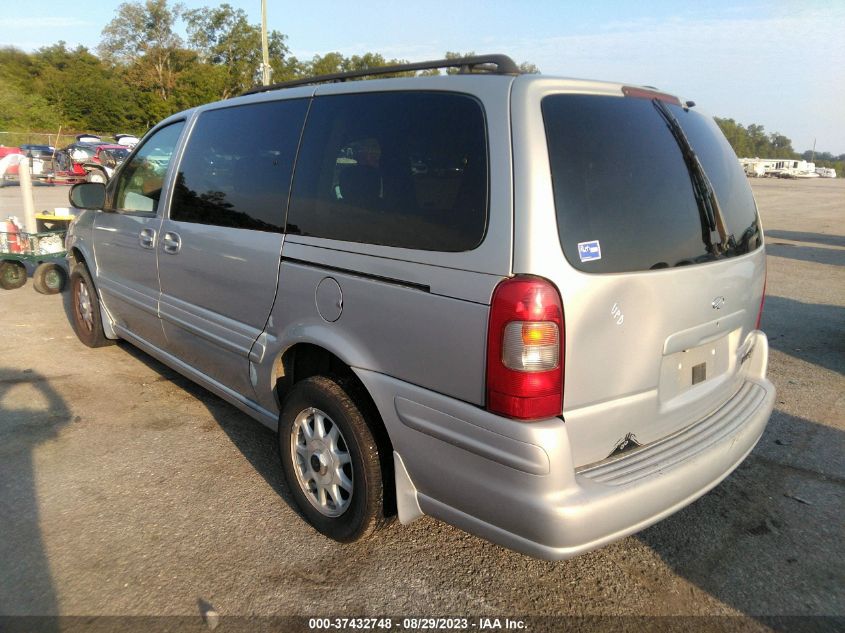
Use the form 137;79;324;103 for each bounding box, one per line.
0;179;842;631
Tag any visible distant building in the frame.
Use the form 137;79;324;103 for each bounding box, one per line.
738;158;823;178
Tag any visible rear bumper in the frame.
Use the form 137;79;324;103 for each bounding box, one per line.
355;331;775;560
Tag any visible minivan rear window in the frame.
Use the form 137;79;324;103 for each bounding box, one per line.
542;95;761;273
287;92;488;251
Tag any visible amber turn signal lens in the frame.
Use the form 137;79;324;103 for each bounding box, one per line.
521;322;558;346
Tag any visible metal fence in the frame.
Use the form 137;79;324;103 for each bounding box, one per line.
0;130;115;148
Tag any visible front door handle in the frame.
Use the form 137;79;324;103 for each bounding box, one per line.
139;228;156;249
162;231;182;254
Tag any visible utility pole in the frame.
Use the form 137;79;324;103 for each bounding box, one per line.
261;0;271;86
18;158;37;234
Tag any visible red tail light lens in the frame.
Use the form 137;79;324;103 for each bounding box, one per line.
622;86;682;105
486;276;564;420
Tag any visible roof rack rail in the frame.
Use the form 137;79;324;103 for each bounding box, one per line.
241;54;520;96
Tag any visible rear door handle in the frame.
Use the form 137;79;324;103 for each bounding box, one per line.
139;228;156;249
162;231;182;254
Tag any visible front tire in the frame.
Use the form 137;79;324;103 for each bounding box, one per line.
70;263;113;347
278;376;388;542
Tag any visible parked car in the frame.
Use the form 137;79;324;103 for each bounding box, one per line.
19;145;56;177
83;144;131;183
0;146;24;183
20;144;55;160
54;142;128;183
65;55;774;560
114;134;140;148
52;142;99;182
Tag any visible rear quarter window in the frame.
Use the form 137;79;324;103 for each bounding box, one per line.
287;91;488;252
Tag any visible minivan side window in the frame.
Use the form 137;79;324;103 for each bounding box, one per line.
170;99;308;232
112;122;185;214
287;92;488;252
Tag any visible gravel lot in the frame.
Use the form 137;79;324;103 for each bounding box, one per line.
0;178;842;630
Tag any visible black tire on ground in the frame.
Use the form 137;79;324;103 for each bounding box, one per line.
33;262;66;294
278;375;388;543
69;262;113;347
0;260;27;290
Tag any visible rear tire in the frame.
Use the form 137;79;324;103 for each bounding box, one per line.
0;261;27;290
70;263;113;347
33;262;66;294
278;375;388;542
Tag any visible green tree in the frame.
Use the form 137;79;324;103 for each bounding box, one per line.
0;77;61;132
715;118;749;157
184;3;293;97
270;54;305;83
99;0;183;101
306;52;346;76
0;47;36;86
171;60;228;111
746;123;768;157
769;132;794;158
30;43;140;132
715;117;804;161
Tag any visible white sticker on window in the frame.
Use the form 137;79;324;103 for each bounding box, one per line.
577;240;602;262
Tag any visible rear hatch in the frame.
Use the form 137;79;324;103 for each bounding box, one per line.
523;87;766;467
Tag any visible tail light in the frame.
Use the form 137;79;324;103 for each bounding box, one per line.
756;273;767;330
486;276;564;420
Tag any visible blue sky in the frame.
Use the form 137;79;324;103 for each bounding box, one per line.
2;1;844;153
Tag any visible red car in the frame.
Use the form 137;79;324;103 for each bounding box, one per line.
54;142;129;183
53;143;98;182
83;144;131;183
0;146;24;180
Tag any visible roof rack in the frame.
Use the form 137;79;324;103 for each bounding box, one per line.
241;54;520;96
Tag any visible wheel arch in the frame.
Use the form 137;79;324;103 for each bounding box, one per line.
67;245;86;267
67;244;96;275
67;246;118;340
272;341;396;517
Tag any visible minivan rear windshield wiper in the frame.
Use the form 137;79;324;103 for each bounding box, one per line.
652;98;728;257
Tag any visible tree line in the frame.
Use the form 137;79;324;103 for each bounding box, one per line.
714;118;843;173
0;0;536;143
0;0;839;175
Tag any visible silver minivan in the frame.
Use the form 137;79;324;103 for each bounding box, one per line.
66;55;774;559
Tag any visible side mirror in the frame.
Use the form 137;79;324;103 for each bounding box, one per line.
69;182;106;210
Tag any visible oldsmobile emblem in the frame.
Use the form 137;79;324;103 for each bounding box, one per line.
711;296;726;310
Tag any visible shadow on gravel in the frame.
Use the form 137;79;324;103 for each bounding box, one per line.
0;181;57;189
115;342;305;522
762;296;845;376
766;242;844;267
646;281;845;628
638;409;845;630
765;230;845;248
61;282;308;528
0;368;69;628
